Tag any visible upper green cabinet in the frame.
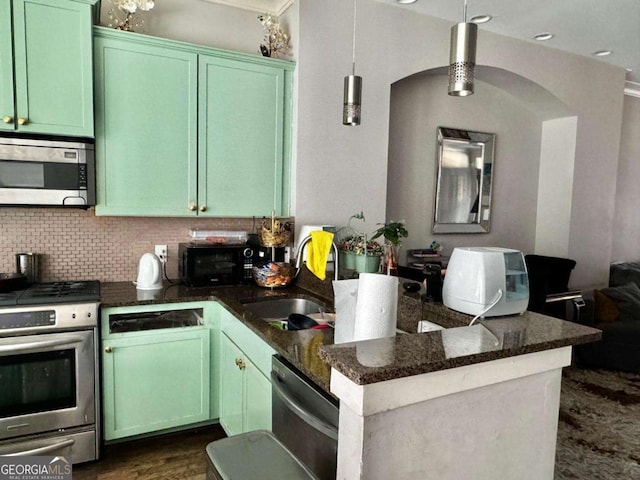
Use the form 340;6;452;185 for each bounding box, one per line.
0;0;96;137
93;33;198;216
93;27;294;217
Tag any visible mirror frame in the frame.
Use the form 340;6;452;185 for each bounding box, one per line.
433;127;496;234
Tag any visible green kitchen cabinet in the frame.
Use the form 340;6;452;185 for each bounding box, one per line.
219;310;275;436
93;27;294;217
93;31;198;216
101;303;212;441
0;0;96;136
198;55;286;217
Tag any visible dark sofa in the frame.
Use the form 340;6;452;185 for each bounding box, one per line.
576;261;640;373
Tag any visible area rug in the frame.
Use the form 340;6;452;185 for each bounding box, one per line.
555;366;640;479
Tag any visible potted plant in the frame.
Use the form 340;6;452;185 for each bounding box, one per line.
371;220;408;275
352;238;384;274
338;235;384;273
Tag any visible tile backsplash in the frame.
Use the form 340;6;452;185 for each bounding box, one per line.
0;208;292;282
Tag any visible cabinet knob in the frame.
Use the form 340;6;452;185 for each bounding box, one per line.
199;205;207;212
235;358;246;370
17;117;28;125
188;203;197;211
105;346;113;353
2;115;13;124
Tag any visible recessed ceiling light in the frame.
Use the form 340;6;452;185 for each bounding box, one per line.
534;33;554;41
470;15;492;24
593;50;612;56
396;0;417;4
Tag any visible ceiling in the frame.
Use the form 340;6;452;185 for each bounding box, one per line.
377;0;640;89
204;0;640;89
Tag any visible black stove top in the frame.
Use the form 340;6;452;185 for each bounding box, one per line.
0;281;101;307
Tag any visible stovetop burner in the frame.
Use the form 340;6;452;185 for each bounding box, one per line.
0;281;101;307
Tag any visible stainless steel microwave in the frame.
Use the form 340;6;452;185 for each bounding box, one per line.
0;136;95;207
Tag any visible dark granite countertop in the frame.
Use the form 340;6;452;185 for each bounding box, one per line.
318;312;601;385
99;274;601;391
100;278;337;393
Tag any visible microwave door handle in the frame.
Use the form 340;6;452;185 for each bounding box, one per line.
3;438;75;456
0;336;85;354
270;371;338;440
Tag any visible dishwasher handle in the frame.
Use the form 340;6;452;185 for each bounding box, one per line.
270;371;338;441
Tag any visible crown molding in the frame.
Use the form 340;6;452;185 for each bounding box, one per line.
624;81;640;98
199;0;294;16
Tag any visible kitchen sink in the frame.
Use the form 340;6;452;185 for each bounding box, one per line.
241;298;331;321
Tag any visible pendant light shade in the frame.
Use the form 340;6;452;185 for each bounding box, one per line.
343;74;362;125
448;1;477;96
343;0;362;125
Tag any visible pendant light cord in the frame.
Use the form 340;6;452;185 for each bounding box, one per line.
463;0;468;23
352;0;357;75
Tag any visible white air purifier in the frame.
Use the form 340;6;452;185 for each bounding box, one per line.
442;247;529;317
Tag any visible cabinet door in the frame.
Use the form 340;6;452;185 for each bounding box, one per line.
94;32;198;216
12;0;94;136
102;328;210;441
219;333;245;436
198;55;285;217
0;1;15;132
245;363;272;432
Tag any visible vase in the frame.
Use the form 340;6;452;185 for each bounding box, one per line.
381;244;399;276
354;254;381;274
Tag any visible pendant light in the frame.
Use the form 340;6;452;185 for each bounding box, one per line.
448;0;477;96
343;0;362;125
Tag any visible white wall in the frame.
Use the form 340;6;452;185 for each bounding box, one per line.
294;0;626;287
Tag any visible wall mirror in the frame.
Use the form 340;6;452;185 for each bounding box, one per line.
433;127;496;233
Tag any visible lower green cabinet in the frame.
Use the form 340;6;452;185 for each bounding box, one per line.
101;303;212;441
219;332;273;436
100;301;274;442
219;309;275;436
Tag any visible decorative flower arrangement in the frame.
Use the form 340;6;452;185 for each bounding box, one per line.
258;14;291;58
107;0;155;32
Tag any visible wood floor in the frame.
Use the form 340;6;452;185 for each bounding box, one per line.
72;425;226;480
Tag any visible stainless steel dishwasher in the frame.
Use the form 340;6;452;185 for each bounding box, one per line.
271;355;339;480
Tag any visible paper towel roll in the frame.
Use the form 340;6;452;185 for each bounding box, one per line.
332;279;359;344
353;273;398;341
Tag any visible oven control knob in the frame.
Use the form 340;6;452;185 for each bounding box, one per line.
243;248;254;258
105;346;113;353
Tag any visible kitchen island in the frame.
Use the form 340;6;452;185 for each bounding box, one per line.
100;278;600;480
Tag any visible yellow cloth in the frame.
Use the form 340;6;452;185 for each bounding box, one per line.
306;230;335;280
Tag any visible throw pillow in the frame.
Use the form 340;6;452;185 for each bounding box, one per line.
600;282;640;322
593;289;620;323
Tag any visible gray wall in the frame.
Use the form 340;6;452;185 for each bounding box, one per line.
612;94;640;262
294;0;626;288
98;0;631;288
386;73;541;256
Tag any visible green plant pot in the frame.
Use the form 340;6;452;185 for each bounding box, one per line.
341;251;356;269
354;254;381;274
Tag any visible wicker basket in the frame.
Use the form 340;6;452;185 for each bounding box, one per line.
259;218;291;247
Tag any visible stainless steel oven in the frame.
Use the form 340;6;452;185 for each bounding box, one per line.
0;282;100;463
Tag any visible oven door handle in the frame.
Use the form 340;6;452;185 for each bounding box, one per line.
0;336;85;353
270;371;338;440
3;438;75;456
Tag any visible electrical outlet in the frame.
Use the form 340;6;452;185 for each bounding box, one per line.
155;245;168;264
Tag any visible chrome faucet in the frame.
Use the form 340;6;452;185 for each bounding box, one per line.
295;235;340;281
